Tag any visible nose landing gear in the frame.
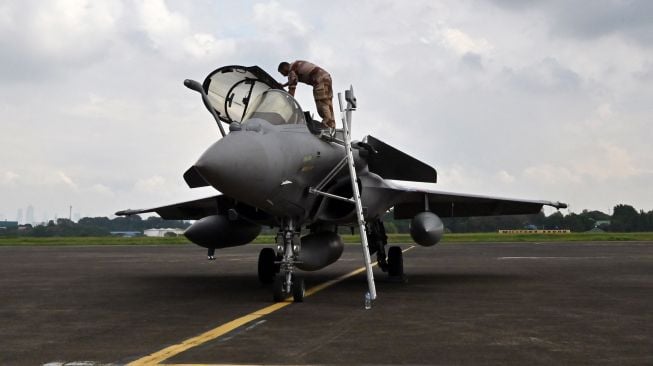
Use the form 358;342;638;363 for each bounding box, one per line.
273;273;305;302
259;218;304;302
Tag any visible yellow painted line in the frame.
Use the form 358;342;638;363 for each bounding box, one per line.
163;364;306;366
128;246;416;366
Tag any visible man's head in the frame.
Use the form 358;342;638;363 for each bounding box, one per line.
278;62;290;76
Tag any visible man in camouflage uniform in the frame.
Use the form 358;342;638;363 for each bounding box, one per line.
278;60;335;129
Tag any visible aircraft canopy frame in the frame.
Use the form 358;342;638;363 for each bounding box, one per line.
202;65;284;124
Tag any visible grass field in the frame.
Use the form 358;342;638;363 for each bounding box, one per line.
1;232;652;246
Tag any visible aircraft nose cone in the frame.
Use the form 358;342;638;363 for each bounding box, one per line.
195;133;280;202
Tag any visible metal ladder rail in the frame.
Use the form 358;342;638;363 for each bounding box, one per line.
338;87;377;307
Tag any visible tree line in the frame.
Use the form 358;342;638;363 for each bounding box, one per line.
1;215;190;237
1;204;652;237
384;204;653;233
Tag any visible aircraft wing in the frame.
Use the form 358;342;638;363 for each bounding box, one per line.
115;195;274;224
384;181;567;220
115;195;224;220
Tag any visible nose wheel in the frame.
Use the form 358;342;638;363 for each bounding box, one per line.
292;275;305;302
273;274;305;302
271;218;304;302
273;276;285;302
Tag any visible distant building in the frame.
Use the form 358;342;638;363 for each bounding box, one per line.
144;228;185;237
25;205;35;225
0;221;18;230
110;231;142;237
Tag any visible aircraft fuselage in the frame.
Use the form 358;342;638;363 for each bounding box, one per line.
193;118;385;225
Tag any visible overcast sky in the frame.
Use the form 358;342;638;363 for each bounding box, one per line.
1;0;652;222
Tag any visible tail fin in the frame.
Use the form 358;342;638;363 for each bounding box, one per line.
364;135;437;183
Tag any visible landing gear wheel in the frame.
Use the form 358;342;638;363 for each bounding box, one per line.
292;274;305;303
273;276;285;302
387;246;404;278
271;218;300;302
275;253;282;274
258;248;276;284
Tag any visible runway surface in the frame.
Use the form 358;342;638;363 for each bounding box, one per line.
1;242;652;365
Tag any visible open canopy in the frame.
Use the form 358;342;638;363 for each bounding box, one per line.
202;65;283;124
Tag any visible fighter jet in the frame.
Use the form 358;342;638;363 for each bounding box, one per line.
117;65;567;303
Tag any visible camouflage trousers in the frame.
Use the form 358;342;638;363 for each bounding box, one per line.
313;76;335;129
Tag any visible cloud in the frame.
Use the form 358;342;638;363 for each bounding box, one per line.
572;142;651;180
2;171;19;184
29;0;122;55
253;1;309;36
0;0;237;83
440;28;493;55
459;52;484;71
0;3;14;30
491;0;653;46
504;57;582;93
0;0;123;81
633;62;653;81
2;0;653;220
135;0;237;61
57;171;78;190
90;183;114;196
137;0;187;41
522;164;583;185
182;33;236;59
134;176;167;192
552;1;653;45
522;141;650;186
496;170;516;184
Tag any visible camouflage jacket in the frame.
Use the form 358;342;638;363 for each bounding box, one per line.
287;60;330;93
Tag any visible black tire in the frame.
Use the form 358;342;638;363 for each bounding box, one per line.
387;246;404;277
273;276;285;302
258;248;276;284
292;274;305;303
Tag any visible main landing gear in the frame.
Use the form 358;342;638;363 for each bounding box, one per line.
257;219;304;302
257;218;405;302
367;219;405;280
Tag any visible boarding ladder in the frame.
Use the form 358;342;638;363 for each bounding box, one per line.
309;86;377;308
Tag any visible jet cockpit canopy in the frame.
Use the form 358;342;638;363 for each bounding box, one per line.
242;90;306;125
202;65;284;124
